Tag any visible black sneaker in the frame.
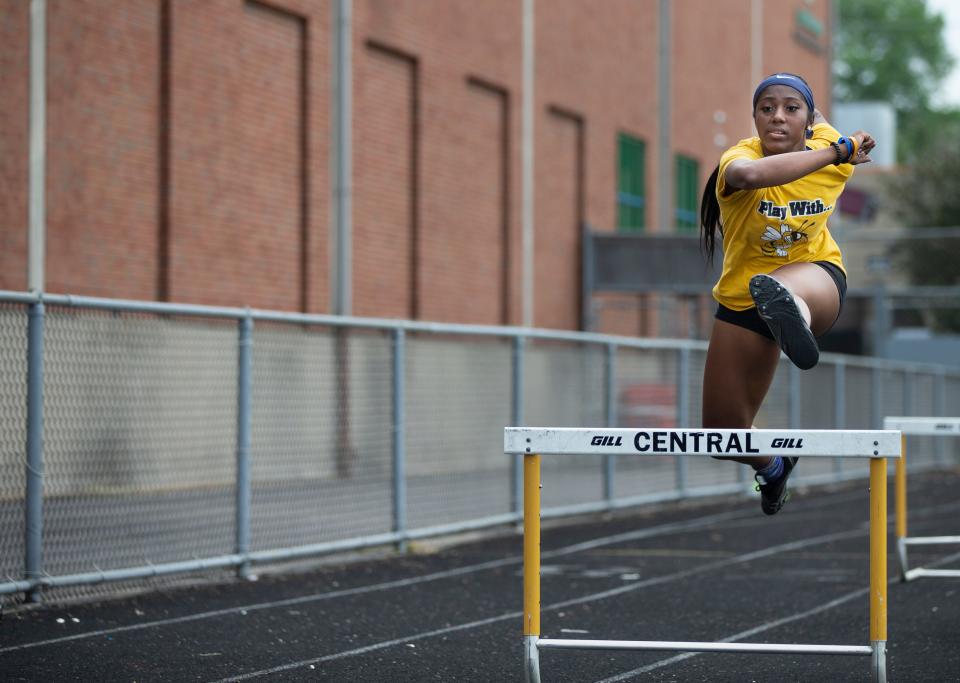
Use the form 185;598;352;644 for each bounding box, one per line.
750;274;820;370
755;457;798;515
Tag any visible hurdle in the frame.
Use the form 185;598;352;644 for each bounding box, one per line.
505;427;901;683
884;416;960;583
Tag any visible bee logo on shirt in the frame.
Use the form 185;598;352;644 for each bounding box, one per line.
760;223;808;257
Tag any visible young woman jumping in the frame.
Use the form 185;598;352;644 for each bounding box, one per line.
700;72;876;515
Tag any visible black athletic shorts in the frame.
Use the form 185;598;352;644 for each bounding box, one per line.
714;261;847;341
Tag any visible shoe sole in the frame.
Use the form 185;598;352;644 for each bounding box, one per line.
750;274;819;370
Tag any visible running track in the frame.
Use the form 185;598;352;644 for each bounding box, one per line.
2;469;959;682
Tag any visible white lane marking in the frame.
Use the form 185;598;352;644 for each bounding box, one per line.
206;526;869;682
5;494;957;657
593;587;871;683
543;528;865;614
0;508;752;653
594;547;960;682
211;611;525;682
0;556;518;655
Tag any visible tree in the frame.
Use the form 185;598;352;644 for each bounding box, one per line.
888;118;960;331
834;0;955;161
837;0;960;331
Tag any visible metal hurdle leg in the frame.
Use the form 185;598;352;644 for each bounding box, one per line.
523;453;542;683
895;435;909;582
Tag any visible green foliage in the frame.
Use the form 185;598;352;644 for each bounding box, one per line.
838;0;960;330
891;119;960;225
900;106;960;158
835;0;955;161
835;0;953;109
888;122;960;330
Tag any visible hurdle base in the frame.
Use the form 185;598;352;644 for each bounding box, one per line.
904;568;960;581
898;535;960;582
524;635;541;683
902;535;960;546
872;640;886;683
536;638;873;656
896;537;910;582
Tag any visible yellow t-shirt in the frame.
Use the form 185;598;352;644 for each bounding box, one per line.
713;123;853;310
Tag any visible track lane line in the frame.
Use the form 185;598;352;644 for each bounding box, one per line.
593;587;871;682
207;526;872;681
595;547;960;682
0;507;753;654
208;503;960;682
4;493;957;657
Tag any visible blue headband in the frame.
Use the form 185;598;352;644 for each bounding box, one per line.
752;73;815;113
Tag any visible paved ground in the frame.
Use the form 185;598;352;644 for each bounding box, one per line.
2;469;959;682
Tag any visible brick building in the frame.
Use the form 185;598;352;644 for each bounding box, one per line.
1;0;834;333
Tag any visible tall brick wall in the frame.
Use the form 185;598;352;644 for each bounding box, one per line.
536;110;582;331
168;0;327;311
356;0;525;325
761;0;833;118
0;0;29;290
674;0;833;167
45;1;160;299
1;0;832;331
354;42;416;320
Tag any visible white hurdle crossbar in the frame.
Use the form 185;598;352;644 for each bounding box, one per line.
883;417;960;582
505;427;902;683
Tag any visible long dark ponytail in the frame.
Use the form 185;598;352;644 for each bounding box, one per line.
699;164;722;266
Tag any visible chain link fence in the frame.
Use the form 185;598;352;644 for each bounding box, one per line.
0;304;27;593
0;291;958;605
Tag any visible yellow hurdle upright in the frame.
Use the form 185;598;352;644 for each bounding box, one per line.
869;457;887;674
522;453;541;680
895;434;907;541
507;427;901;683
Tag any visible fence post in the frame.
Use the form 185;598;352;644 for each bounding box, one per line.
676;347;690;495
833;359;846;476
25;299;45;603
393;328;407;552
899;370;913;479
511;336;525;519
604;343;616;507
872;283;889;359
235;314;253;578
935;370;947;466
789;363;801;430
901;370;912;417
872;366;883;430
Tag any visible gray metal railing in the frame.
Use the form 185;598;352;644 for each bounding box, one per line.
1;290;958;604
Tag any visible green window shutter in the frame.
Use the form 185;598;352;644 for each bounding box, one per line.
617;134;646;232
675;154;699;233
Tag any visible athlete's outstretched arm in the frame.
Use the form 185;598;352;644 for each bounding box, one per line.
725;129;876;191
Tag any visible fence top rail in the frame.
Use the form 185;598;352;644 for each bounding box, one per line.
504;427;902;458
883;416;960;435
2;289;959;376
0;290;708;351
818;351;955;374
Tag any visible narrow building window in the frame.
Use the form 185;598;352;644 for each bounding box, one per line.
617;134;646;232
675;154;699;233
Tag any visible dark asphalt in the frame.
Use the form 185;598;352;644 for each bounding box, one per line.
2;469;959;682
